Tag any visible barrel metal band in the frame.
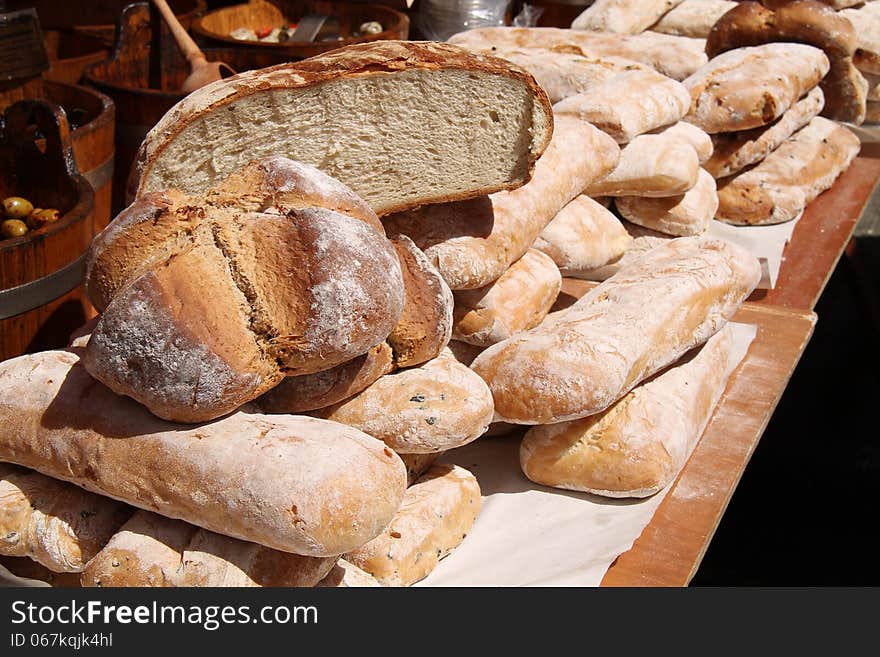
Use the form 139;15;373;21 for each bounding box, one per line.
82;153;115;191
0;253;87;320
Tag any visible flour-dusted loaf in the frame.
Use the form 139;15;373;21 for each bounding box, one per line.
552;69;691;143
447;27;708;81
0;350;407;557
520;324;736;498
706;1;866;124
533;195;632;276
0;465;132;573
583;132;700;197
683;43;830;132
80;511;337;587
130;41;553;215
383;115;619;290
716;116;860;225
84;158;405;423
615;168;718;236
654;121;713;163
452;249;561;347
312;350;494;454
571;0;686;34
650;0;737;38
840;3;880;74
471;236;760;424
344;465;481;587
704;86;825;178
579;222;674;281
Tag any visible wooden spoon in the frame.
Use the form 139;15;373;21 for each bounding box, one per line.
151;0;237;92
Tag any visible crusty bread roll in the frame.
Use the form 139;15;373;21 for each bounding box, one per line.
583;132;700;197
704;86;825;178
553;69;692;143
615;168;718;236
447;27;708;81
654;121;713;163
705;1;866;125
344;465;481;587
650;0;737;38
716;117;861;225
130;41;553;215
0;465;132;573
312;350;494;454
80;511;337;587
571;0;686;34
383;115;619;290
471;236;760;424
0;350;407;557
452;250;562;347
520;324;736;498
533;195;632;277
683;43;830;133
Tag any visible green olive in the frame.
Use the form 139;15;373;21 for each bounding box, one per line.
1;219;29;239
26;208;60;230
2;196;34;219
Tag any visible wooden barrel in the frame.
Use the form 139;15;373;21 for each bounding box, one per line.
192;0;410;60
0;100;96;362
83;2;292;215
43;29;110;85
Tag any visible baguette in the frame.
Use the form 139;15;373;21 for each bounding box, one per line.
571;0;686;35
383;115;619;290
452;250;562;347
470;236;760;424
344;465;481;587
80;511;337;587
520;324;736;497
615;168;718;236
0;465;132;573
0;350;407;557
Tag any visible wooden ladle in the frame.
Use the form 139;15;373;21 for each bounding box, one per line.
152;0;237;92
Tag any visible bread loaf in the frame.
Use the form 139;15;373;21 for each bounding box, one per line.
470;236;760;424
552;69;692;143
0;350;407;557
520;324;735;498
704;86;825;178
650;0;737;38
615;168;718;236
452;250;562;347
583;132;700;197
571;0;686;34
705;1;866;124
0;465;132;573
840;3;880;75
716;117;860;225
654;121;713;163
447;27;708;81
683;43;829;132
533;195;632;276
344;465;481;587
80;511;337;587
579;223;673;281
383;115;619;290
317;559;381;587
130;41;553;215
312;351;494;454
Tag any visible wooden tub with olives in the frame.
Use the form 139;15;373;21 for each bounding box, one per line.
1;196;61;240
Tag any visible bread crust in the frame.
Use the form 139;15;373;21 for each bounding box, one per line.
650;0;738;38
615;168;718;236
571;0;686;35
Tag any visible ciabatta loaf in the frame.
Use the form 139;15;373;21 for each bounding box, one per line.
383;116;619;290
130;41;553;215
452;249;562;347
654;121;713;163
447;27;708;81
520;324;736;497
80;511;337;587
470;237;760;424
716;117;860;225
344;465;481;587
579;223;673;281
0;350;407;557
683;43;829;132
533;195;632;276
571;0;686;34
0;465;132;573
615;168;718;236
650;0;737;38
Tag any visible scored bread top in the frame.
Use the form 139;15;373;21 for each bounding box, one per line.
130;40;554;215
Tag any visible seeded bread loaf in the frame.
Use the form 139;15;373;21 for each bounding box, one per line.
571;0;686;35
470;237;760;424
130;41;553;215
615;168;718;236
0;350;407;557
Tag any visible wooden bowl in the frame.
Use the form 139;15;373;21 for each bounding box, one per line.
192;0;410;60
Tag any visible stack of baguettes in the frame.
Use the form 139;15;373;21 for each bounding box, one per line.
0;41;563;588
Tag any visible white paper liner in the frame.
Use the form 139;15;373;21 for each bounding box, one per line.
418;321;758;587
708;211;803;290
